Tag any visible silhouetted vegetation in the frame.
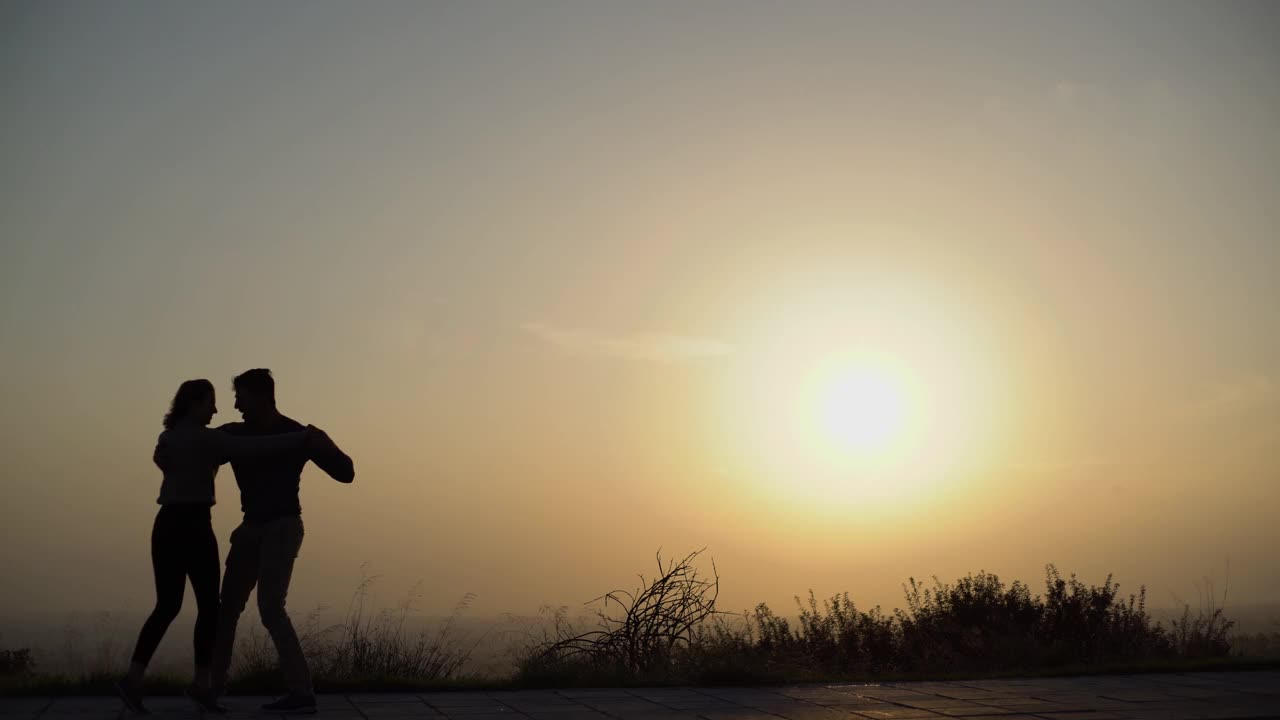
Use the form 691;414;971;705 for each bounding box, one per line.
514;552;1246;685
0;649;34;678
5;552;1277;696
1231;629;1280;658
525;549;722;677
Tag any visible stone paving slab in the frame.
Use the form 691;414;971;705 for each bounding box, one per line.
3;672;1278;720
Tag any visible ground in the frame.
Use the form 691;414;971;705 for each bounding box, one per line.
4;672;1278;720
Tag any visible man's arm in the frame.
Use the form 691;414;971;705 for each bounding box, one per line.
307;429;355;483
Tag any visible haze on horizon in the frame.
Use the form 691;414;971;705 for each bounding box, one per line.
2;1;1278;625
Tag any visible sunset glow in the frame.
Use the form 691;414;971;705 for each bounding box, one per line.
3;2;1277;641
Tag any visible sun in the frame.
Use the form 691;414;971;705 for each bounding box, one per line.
812;363;909;457
796;354;919;475
718;274;1008;511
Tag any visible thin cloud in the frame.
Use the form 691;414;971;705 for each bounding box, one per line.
1189;375;1279;421
522;322;734;363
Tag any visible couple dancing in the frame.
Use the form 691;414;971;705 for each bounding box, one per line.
118;369;355;715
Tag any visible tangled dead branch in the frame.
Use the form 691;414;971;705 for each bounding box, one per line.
532;548;724;673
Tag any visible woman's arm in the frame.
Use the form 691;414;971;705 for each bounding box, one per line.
206;427;310;465
153;436;170;471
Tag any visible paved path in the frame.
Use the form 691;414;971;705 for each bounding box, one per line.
4;672;1278;720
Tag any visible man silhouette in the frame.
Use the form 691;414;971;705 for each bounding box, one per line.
208;369;354;713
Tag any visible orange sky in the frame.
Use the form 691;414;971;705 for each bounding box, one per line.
2;1;1277;620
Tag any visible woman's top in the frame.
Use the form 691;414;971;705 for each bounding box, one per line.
154;425;308;505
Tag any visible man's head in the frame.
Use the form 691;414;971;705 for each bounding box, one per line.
232;368;276;422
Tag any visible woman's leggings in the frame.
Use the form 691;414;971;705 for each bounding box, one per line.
129;503;220;668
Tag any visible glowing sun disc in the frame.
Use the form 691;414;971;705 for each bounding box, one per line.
817;367;907;454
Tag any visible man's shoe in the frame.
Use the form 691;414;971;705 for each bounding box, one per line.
261;694;317;715
185;685;229;714
114;679;150;716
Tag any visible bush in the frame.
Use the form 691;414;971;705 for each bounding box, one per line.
0;649;35;677
522;549;722;678
516;555;1236;685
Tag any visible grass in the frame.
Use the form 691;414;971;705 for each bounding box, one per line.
4;551;1278;696
231;570;480;691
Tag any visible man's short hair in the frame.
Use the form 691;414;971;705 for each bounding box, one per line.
233;368;275;402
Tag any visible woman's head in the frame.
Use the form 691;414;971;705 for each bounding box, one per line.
163;379;217;429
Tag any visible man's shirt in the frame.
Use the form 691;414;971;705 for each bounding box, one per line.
218;414;355;522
